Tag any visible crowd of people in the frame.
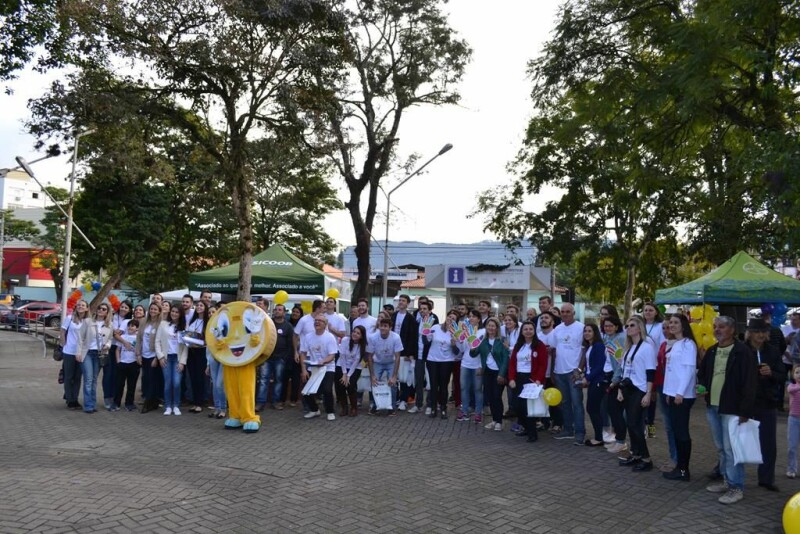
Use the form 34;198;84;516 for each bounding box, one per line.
57;291;800;506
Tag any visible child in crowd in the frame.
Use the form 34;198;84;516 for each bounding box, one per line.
113;319;140;412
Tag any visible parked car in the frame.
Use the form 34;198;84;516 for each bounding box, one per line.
15;302;62;326
0;309;27;330
0;304;14;319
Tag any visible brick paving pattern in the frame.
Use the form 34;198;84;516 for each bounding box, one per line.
0;331;789;533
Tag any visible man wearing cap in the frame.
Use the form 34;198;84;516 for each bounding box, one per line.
747;318;784;492
697;316;758;505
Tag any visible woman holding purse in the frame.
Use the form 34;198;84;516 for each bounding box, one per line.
508;321;548;442
78;303;113;414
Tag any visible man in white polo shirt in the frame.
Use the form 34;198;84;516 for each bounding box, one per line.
552;303;585;444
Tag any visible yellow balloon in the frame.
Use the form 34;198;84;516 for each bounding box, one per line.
701;333;716;350
690;322;702;340
273;290;289;305
543;387;562;407
83;282;93;291
698;322;713;338
300;301;312;314
689;306;704;321
783;492;800;534
326;288;339;299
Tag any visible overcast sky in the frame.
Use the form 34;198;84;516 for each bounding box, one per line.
0;1;563;249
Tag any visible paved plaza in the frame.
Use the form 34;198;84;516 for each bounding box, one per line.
0;330;790;533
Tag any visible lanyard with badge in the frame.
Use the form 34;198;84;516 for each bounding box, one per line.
622;340;644;379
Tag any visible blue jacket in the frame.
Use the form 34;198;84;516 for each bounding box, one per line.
584;341;608;386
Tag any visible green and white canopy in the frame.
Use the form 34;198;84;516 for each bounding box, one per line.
654;251;800;305
189;244;326;295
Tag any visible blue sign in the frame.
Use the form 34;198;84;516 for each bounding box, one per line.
447;267;464;285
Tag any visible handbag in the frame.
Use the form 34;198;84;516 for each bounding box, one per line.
727;417;763;465
52;345;63;362
372;382;393;411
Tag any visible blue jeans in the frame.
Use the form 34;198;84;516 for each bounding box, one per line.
657;386;678;464
162;354;182;409
81;350;100;412
460;366;483;414
706;406;745;490
789;415;800;472
372;361;397;408
208;353;227;411
553;372;586;439
257;357;285;405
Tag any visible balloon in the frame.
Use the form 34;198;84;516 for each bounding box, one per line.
273;290;289;305
83;282;93;292
326;288;339;299
543;387;562;407
701;333;715;350
775;303;788;316
762;303;775;315
690;323;702;340
773;315;785;327
689;307;704;321
91;281;102;291
657;304;667;315
698;322;713;338
783;492;800;534
300;301;312;314
108;294;121;312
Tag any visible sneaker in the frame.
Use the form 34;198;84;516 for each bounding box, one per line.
276;403;285;411
388;411;397;417
647;424;656;438
304;410;321;419
494;423;503;431
602;431;616;443
485;421;495;429
718;488;744;505
327;413;336;421
408;406;419;414
255;403;265;412
706;482;730;493
554;431;575;440
474;415;482;424
425;407;432;416
456;412;469;422
104;400;112;410
163;408;173;416
398;401;407;411
788;471;797;479
510;423;523;433
173;407;182;416
606;442;627;454
125;405;136;412
368;408;377;415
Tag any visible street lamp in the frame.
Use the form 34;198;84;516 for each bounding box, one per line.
381;143;453;308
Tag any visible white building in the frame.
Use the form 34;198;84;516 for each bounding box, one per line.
0;170;53;210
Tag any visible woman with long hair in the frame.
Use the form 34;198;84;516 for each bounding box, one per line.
425;309;460;419
78;302;113;414
185;300;209;413
136;302;163;413
156;304;187;416
502;314;521;427
61;300;89;410
581;323;608;446
508;321;548;442
643;303;665;438
662;314;698;481
160;300;171;320
458;309;484;423
473;317;509;431
617;316;657;471
602;316;627;451
101;300;132;410
336;325;367;417
654;320;678;472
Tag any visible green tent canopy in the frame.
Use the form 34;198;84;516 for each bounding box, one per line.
189;243;326;295
654;250;800;305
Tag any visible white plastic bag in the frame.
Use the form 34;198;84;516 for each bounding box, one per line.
727;417;763;465
527;397;549;418
356;368;371;393
372;382;393;411
301;365;325;395
398;358;414;386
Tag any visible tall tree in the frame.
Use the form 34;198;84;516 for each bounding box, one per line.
310;0;471;299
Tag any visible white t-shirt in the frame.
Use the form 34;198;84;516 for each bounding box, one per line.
142;324;157;358
86;320;108;351
111;315;130;347
417;313;436;358
166;324;180;355
325;312;347;338
426;327;456;362
662;338;697;399
539;329;556;378
622;340;657;393
185;317;206;347
393;311;407;335
294;314;315;340
353;315;378;334
461;328;484;370
367;331;404;365
61;316;84;355
503;326;520;350
486;338;499;371
553;321;584;374
118;333;137;364
300;331;338;372
337;337;363;376
645;322;665;350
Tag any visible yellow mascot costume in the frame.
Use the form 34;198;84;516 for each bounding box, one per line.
206;302;276;433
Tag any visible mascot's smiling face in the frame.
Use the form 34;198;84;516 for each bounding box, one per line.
206;301;276;367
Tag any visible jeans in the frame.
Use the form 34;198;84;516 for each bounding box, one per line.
372;361;398;409
102;345;118;402
706;406;745;490
62;353;82;404
208;353;227;411
162;354;182;409
483;369;504;424
460;366;483;415
658;387;678;464
553;372;586;439
81;350;100;412
624;387;649;459
257;357;285;405
789;415;800;472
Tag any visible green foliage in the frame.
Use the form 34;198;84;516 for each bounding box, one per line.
0;209;39;243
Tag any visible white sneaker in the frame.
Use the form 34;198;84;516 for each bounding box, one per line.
706;482;729;493
606;442;627;454
327;413;335;421
494;423;503;431
172;407;181;416
602;431;615;443
163;408;173;416
408;406;419;414
304;410;321;419
718;488;743;504
425;407;432;416
398;401;407;411
485;421;495;430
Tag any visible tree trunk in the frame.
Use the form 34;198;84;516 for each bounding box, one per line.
229;162;254;302
350;207;371;302
89;268;126;311
623;262;636;318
